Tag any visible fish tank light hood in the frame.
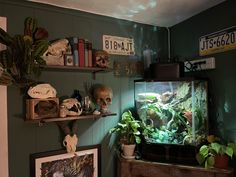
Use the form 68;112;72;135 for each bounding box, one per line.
134;77;209;164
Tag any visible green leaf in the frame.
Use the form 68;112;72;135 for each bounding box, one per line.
199;145;209;158
211;142;221;154
205;156;214;168
196;153;205;165
225;146;233;158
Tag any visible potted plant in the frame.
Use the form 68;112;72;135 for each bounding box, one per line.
109;110;141;157
0;17;49;86
196;135;236;169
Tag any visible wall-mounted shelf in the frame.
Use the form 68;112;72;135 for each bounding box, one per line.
25;112;117;125
41;65;113;79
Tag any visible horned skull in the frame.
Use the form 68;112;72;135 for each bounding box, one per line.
92;84;113;113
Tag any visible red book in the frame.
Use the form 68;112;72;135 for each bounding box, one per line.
78;38;85;67
88;42;93;67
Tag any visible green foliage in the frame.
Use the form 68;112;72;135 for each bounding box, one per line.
0;17;49;86
110;110;141;144
196;136;236;168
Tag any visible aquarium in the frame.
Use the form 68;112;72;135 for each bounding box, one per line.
135;78;208;146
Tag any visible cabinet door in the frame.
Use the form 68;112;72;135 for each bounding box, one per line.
131;163;171;177
173;168;214;177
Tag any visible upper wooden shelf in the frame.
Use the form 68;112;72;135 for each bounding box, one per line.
41;65;113;73
25;112;117;125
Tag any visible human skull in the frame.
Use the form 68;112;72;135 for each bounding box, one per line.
94;50;109;68
93;84;113;113
61;98;83;116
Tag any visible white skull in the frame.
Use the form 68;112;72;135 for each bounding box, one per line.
63;134;78;153
93;85;113;113
61;98;83;116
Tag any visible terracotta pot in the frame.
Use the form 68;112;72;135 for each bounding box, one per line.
214;154;230;169
122;144;136;157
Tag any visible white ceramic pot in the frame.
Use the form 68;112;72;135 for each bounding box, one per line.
122;144;136;157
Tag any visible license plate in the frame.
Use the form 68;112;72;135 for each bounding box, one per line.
199;26;236;56
103;35;135;56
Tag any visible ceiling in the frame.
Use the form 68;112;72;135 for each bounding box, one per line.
28;0;225;27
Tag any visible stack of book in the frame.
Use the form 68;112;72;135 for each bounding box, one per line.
66;37;93;67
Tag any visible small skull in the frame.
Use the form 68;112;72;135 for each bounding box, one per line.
94;50;109;68
92;84;113;113
61;98;83;116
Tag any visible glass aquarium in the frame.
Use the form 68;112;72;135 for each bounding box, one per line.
134;78;208;146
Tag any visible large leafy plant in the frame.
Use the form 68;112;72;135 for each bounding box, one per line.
110;110;141;145
196;135;236;168
0;17;49;86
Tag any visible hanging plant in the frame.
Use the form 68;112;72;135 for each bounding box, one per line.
0;17;49;87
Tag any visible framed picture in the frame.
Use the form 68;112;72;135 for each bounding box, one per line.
64;54;74;66
30;144;101;177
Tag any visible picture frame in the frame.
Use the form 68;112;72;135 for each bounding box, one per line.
30;144;101;177
64;54;74;66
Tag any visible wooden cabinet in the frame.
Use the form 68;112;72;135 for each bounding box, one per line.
118;156;234;177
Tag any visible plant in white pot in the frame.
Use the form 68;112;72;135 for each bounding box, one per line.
110;110;141;157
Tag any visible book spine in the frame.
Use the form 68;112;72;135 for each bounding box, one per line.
85;40;89;67
78;38;85;67
88;42;93;67
73;37;79;66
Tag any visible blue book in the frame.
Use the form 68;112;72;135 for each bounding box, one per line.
67;37;79;66
73;37;79;66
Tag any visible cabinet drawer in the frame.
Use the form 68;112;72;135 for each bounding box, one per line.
173;168;214;177
131;163;171;177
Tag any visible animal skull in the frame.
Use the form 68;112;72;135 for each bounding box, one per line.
63;134;78;153
61;98;83;116
93;84;113;113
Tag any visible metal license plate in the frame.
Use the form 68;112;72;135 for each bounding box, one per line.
103;35;135;56
199;26;236;56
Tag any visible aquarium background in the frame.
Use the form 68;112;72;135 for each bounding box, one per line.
134;79;208;146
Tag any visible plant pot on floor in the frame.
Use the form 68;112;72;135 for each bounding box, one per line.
214;154;230;169
122;144;136;157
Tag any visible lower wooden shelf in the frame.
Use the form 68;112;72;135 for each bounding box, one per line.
25;112;117;124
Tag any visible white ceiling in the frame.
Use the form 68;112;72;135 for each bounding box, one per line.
28;0;225;27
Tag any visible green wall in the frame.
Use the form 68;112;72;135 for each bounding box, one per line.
170;0;236;149
0;1;168;177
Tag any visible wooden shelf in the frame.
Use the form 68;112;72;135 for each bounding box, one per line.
25;112;117;124
42;65;113;73
41;65;113;79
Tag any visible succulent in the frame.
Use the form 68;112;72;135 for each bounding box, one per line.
0;17;49;86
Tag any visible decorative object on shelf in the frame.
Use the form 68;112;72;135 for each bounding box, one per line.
42;38;71;66
27;83;57;99
30;144;100;177
60;98;83;116
109;110;141;157
196;135;236;169
64;54;74;66
0;17;49;86
93;50;109;68
26;98;59;120
90;83;113;113
71;89;82;103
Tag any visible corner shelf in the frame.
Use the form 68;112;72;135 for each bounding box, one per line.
41;65;113;79
25;112;117;125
